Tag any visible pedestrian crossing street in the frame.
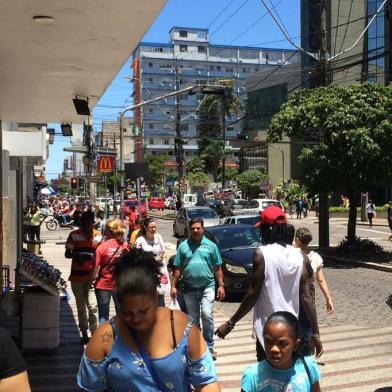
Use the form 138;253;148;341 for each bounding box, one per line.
212;310;392;391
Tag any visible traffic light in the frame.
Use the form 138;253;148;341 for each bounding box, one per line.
71;177;78;189
237;133;250;140
78;178;85;188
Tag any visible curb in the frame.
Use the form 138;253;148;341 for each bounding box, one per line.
322;255;392;273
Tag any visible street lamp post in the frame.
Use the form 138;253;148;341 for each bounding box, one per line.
118;84;203;219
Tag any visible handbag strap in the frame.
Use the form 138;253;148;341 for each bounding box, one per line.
130;329;170;392
300;356;312;386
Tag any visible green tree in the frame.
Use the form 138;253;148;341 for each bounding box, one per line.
200;140;225;182
236;169;267;197
268;83;392;245
217;167;238;182
186;172;210;188
186;156;205;174
197;79;241;180
147;155;169;189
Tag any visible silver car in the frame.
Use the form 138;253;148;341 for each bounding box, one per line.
173;207;221;237
222;214;260;226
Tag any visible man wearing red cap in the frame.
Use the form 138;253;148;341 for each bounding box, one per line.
215;205;323;361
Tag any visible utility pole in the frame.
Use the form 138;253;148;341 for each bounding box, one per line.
317;0;330;249
85;118;96;206
220;92;227;190
174;62;184;187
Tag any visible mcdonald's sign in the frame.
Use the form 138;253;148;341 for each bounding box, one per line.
97;155;115;173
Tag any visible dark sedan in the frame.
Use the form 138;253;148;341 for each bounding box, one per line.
206;224;262;295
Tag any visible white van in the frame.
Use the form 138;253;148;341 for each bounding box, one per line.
183;194;197;208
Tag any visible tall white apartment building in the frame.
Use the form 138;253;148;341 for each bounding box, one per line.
131;27;298;162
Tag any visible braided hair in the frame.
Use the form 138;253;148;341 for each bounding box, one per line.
113;247;162;302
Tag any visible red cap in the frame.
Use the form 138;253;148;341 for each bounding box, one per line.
255;205;287;228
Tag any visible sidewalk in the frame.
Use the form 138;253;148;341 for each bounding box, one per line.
0;240;84;391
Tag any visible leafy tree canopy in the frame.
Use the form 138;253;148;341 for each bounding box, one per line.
186;156;205;174
236;169;267;189
267;83;392;194
147;154;169;188
186;172;210;188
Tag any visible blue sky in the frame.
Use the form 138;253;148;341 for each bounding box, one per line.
46;0;300;180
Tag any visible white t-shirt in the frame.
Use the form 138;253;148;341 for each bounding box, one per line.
307;251;323;282
366;203;376;214
135;234;165;262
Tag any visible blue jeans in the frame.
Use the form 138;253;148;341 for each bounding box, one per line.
184;286;215;350
95;289;120;324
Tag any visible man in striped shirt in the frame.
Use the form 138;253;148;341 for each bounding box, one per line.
65;211;102;345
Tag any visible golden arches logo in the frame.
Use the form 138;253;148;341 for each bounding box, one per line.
98;156;114;173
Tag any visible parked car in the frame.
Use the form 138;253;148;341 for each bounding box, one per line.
96;197;114;212
183;194;197;208
122;199;147;218
205;199;224;215
222;214;260;226
232;199;284;216
149;197;165;211
173;207;221;237
223;199;248;216
207;224;262;295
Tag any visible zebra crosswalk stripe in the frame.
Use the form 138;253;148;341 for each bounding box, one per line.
212;317;392;392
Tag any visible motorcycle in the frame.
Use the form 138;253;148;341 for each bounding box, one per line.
45;213;74;231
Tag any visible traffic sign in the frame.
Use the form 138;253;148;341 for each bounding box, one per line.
97;156;115;173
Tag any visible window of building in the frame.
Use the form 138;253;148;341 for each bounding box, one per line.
149;139;154;145
198;46;206;53
216;65;221;71
149;124;154;129
179;30;188;37
254;67;259;72
148;77;153;82
179;78;187;85
209;65;215;71
180;45;188;52
180;93;188;100
180;124;189;131
265;53;270;60
164;139;169;145
149;109;154;114
168;151;173;156
166;111;171;115
153;47;164;53
226;67;233;73
148;62;153;67
242;68;247;73
152;151;157;155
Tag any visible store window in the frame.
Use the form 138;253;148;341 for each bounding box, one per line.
180;45;188;52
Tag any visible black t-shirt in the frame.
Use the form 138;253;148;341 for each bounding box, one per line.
0;327;27;379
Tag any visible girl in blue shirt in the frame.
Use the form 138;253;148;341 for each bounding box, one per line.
241;311;321;392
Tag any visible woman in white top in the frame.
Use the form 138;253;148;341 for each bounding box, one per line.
366;200;376;228
294;228;333;314
135;218;168;306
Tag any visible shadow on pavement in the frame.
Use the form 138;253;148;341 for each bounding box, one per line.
1;294;82;392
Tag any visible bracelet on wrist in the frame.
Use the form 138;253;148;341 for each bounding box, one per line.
312;333;320;338
225;320;235;331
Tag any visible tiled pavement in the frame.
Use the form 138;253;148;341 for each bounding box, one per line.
1;227;392;391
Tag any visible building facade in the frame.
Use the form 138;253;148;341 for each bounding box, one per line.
131;27;298;164
301;0;391;86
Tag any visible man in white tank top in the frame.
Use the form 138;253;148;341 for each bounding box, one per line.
215;205;323;361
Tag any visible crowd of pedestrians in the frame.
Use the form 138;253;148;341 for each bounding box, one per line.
10;192;359;391
58;201;334;391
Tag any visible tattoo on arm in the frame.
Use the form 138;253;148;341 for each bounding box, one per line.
101;331;112;343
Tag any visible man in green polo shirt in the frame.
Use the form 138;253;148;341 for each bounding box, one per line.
171;217;225;359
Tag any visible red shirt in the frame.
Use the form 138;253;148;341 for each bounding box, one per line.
95;239;128;290
128;211;138;230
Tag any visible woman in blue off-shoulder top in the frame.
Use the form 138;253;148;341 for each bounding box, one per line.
77;247;220;392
